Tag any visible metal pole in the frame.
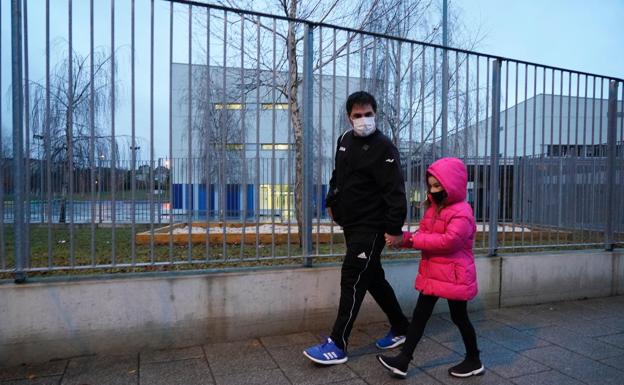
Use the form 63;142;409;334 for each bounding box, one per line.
441;0;448;156
11;0;27;283
488;59;502;256
302;23;314;267
605;80;618;251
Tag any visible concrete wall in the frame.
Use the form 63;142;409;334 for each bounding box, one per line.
0;250;621;367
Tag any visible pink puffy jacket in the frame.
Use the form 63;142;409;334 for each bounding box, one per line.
402;157;478;301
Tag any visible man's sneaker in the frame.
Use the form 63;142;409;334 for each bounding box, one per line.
376;353;410;378
448;358;485;377
375;330;406;349
303;337;348;365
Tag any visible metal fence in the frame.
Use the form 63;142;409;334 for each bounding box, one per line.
1;0;623;279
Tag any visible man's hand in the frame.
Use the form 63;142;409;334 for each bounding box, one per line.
384;233;403;248
327;207;338;225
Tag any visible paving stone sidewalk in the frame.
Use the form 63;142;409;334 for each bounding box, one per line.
3;296;624;385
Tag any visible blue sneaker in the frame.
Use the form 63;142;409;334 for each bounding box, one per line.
376;330;406;349
303;337;348;365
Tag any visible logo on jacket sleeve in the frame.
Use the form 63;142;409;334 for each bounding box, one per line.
339;146;346;152
385;158;395;163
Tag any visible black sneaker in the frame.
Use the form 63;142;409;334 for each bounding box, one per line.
448;358;484;377
376;353;410;379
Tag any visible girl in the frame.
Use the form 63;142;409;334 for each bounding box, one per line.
377;157;484;379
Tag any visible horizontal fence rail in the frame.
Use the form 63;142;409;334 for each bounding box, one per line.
1;0;623;278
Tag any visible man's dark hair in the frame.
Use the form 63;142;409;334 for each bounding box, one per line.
346;91;377;116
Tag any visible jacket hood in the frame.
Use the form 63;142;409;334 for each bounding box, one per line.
427;157;468;204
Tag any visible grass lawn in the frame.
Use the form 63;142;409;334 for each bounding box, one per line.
0;224;614;280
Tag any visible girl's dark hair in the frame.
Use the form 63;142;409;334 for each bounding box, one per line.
346;91;377;116
424;171;448;214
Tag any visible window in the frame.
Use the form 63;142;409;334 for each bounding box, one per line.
225;144;244;150
214;103;244;110
261;144;290;151
261;103;289;110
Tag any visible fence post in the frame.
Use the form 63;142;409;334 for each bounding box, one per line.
11;0;27;283
605;80;619;251
440;0;448;157
488;59;502;257
302;23;314;267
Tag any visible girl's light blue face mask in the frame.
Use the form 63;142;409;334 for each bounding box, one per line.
352;116;376;137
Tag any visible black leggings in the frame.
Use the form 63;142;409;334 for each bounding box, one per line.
400;293;479;359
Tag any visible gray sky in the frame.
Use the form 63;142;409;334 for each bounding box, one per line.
2;0;623;160
456;0;624;79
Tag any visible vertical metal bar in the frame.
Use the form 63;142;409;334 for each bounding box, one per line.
168;1;174;263
286;24;293;257
420;45;425;215
316;27;323;254
395;40;401;145
540;68;546;244
68;0;75;266
482;58;489;249
605;80;618;250
187;4;193;262
359;33;364;90
240;13;246;259
110;0;116;265
131;0;136;264
573;73;580;243
89;0;96;265
23;0;30;267
45;0;52;264
383;40;389;132
221;11;228;260
0;0;4;269
11;0;27;282
512;62;518;247
521;64;528;245
474;56;481;247
346;31;350;98
621;84;624;244
549;69;555;245
302;23;314;267
590;76;597;243
488;59;502;256
329;27;337;255
406;44;414;230
432;48;437;159
550;70;562;244
568;72;572;243
582;74;589;242
254;16;260;259
441;43;448;156
463;53;468;159
558;71;564;242
149;0;155;263
501;62;508;246
204;7;211;261
599;79;605;237
270;17;276;258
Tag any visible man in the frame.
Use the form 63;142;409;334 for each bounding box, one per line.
303;91;409;365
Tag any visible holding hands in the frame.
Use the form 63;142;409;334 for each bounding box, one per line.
384;233;403;248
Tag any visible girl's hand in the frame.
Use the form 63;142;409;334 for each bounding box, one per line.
384;233;403;248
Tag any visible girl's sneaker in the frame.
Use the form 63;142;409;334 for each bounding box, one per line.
448;358;485;377
376;353;410;378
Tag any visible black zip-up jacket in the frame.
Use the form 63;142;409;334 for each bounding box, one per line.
325;129;407;235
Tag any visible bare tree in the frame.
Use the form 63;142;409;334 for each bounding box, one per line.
190;66;246;219
29;49;119;223
191;0;480;245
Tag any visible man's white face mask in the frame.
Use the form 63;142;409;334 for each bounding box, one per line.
352;116;376;137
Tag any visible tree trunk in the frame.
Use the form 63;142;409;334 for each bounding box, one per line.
287;1;305;247
59;116;71;223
